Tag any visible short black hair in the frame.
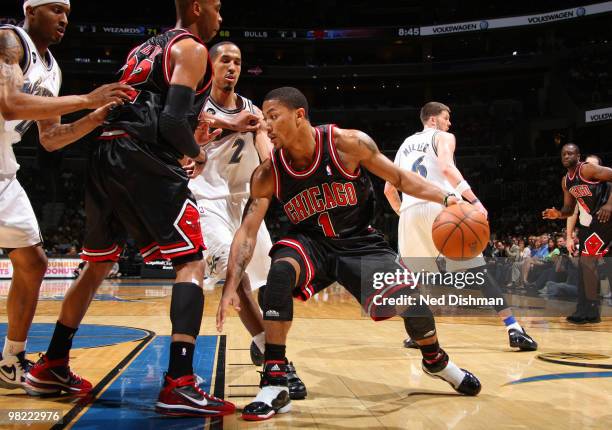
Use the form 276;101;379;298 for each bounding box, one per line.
562;142;580;153
209;41;239;61
263;87;309;118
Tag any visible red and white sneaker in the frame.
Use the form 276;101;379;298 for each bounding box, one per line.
156;374;235;417
24;354;92;396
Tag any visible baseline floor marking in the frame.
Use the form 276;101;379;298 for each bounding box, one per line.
69;335;219;430
0;323;149;353
52;328;155;430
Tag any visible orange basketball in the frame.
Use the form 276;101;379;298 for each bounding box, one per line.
432;204;489;260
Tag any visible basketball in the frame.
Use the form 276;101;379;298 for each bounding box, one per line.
432;204;489;260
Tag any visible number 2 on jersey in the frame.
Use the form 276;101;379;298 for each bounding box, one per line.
411;155;427;177
317;212;337;237
229;138;245;164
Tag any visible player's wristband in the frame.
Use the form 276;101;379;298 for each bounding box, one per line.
443;193;454;207
456;180;471;195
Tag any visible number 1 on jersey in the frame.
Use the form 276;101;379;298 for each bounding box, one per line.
318;212;337;237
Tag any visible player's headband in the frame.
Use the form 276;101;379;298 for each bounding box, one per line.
23;0;70;15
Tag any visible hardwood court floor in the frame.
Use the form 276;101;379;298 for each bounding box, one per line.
0;278;611;429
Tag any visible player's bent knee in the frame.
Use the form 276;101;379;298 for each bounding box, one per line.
170;282;204;338
263;261;296;321
402;304;436;340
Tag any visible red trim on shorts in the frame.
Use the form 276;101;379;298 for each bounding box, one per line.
271;238;315;300
81;245;123;262
278;128;322;179
140;243;163;262
159;241;189;250
327;124;361;180
161;245;205;261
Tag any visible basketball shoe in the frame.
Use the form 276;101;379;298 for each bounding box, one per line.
0;351;33;389
156;374;235;417
508;328;538;350
421;349;481;396
250;340;264;366
25;354;92;395
242;361;291;421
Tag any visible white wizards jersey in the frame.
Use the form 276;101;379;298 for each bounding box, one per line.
0;25;61;175
189;95;260;200
394;127;459;212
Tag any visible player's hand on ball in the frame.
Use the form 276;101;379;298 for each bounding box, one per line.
85;82;134;109
195;118;222;146
473;201;488;219
216;291;241;332
596;203;612;223
542;207;561;219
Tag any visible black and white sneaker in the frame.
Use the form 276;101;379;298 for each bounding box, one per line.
0;351;33;390
421;350;481;396
284;361;307;400
508;329;538;351
242;361;291;421
250;340;264;366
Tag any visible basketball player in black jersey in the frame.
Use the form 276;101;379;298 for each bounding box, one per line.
216;87;481;421
543;143;612;324
25;0;236;416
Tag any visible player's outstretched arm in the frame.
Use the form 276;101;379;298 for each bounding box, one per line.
383;182;401;216
37;101;124;151
253;106;273;161
436;132;488;217
335;128;458;207
543;177;576;219
216;160;274;331
200;109;260;133
0;30;132;121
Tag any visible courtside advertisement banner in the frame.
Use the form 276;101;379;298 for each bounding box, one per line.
420;2;612;35
0;258;80;279
585;107;612;123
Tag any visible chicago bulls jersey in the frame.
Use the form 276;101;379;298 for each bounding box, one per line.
270;124;374;238
104;28;212;159
565;162;611;227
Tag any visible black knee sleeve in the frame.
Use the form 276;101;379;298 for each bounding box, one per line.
402;304;436;340
170;282;204;338
470;267;508;313
263;261;296;321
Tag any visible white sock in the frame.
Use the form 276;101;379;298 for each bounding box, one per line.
428;360;466;389
2;337;26;357
253;332;266;353
506;322;523;332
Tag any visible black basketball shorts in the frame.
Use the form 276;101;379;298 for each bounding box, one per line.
81;134;204;264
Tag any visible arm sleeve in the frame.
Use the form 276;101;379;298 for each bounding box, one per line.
158;84;200;159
